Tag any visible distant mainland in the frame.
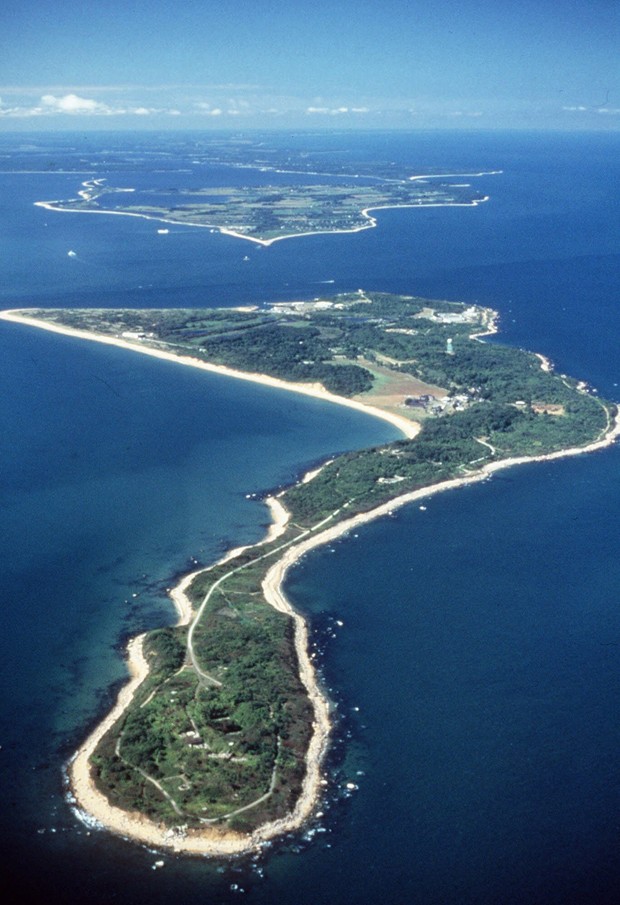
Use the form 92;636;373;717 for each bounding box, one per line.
1;291;617;856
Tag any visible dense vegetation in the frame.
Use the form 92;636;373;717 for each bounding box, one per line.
196;322;374;396
286;396;608;524
30;293;615;832
91;604;312;827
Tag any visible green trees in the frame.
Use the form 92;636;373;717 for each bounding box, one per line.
194;323;374;396
44;293;615;833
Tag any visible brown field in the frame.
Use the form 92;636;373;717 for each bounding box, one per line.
354;359;447;420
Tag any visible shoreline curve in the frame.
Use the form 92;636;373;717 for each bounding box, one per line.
33;168;498;248
3;308;618;857
0;310;419;440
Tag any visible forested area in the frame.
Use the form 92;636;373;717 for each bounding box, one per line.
91;605;312;827
196;322;374;396
36;293;615;832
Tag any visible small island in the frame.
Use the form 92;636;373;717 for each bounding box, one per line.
35;175;490;244
2;292;617;856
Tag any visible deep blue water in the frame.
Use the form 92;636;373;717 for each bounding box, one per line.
0;130;619;903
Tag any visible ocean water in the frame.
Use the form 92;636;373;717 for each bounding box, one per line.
0;130;619;903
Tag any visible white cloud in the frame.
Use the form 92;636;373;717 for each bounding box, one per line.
0;87;375;122
0;88;497;125
306;105;370;116
447;110;483;118
194;102;225;115
0;92;169;118
563;104;620;116
41;93;112;113
0;102;45;118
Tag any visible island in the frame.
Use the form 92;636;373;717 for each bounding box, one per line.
2;291;617;856
35;174;491;245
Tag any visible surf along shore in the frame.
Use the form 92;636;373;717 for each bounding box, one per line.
2;309;619;857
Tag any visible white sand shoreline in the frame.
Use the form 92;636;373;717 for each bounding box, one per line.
4;308;618;857
34;184;490;248
0;310;419;439
67;401;619;857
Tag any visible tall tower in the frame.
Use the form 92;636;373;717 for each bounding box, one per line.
446;337;454;355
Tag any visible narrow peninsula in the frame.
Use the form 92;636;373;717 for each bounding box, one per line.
2;291;617;856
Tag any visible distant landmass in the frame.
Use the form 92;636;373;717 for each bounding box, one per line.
35;171;494;244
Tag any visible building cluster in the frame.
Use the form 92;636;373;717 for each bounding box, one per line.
417;305;480;324
404;392;471;415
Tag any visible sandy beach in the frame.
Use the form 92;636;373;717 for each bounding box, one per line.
67;399;620;856
67;489;311;856
0;310;419;439
4;307;618;857
220;193;490;247
33;173;493;248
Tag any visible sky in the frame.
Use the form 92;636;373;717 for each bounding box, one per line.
0;0;618;131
